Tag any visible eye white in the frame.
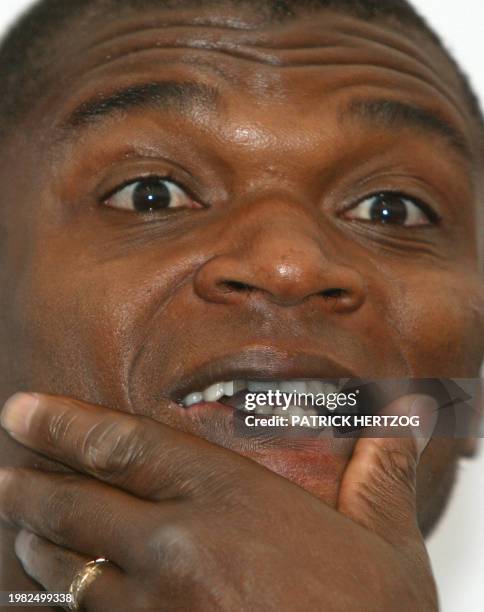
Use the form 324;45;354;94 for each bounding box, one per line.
345;193;431;226
105;178;193;211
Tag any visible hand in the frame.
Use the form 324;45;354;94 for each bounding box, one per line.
0;392;439;611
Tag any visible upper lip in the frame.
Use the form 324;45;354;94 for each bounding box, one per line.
168;345;358;401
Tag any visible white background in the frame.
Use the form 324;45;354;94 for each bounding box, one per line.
0;1;482;610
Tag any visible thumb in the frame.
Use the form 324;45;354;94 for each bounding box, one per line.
338;393;439;549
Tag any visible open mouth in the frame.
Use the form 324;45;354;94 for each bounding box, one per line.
178;379;348;418
166;347;362;433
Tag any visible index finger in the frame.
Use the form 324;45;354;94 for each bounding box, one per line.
0;392;243;500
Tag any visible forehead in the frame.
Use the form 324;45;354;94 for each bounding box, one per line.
36;4;475;155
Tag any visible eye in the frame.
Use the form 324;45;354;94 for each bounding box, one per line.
343;192;439;227
103;177;202;213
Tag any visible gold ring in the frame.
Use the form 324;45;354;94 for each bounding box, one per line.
68;557;110;611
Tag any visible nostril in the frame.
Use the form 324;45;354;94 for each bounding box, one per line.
321;288;345;299
218;280;254;293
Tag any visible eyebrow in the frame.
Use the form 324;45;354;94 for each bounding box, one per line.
59;80;220;132
57;83;472;164
342;98;471;162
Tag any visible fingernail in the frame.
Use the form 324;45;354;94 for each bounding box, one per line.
15;530;35;561
0;393;39;438
410;395;439;456
15;530;37;573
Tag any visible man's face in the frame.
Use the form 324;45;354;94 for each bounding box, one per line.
0;4;483;532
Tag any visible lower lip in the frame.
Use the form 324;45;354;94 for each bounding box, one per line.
180;400;233;413
167;399;357;503
171;399;356;452
165;402;356;507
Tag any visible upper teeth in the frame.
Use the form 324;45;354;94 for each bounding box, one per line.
181;379;342;407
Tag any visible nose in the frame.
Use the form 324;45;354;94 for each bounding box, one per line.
194;203;366;313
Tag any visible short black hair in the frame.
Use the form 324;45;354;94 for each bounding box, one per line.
0;0;482;140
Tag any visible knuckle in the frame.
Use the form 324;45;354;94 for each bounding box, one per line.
349;446;418;523
81;418;148;478
40;476;83;540
45;405;79;448
392;450;417;485
373;446;417;491
143;513;225;609
149;519;205;577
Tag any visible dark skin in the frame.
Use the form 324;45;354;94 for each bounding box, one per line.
0;4;483;610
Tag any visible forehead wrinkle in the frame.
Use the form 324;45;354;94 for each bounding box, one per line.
70;22;468;125
77;38;465;103
73;15;439;74
87;29;437;76
81;10;424;66
73;41;471;131
82;11;462;95
50;10;470;124
91;19;263;49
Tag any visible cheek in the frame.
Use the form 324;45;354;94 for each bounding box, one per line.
389;269;484;376
14;225;209;411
